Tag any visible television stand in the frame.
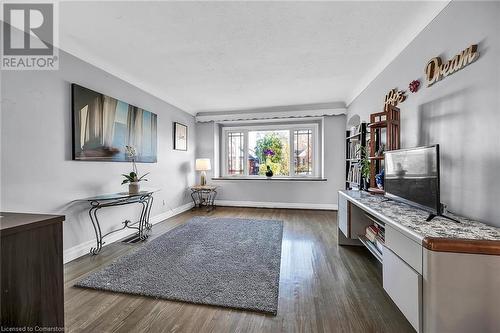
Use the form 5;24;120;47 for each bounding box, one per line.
337;190;500;333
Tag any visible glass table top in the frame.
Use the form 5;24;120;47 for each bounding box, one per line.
77;189;160;202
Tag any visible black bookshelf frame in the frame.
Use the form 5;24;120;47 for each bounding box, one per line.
345;122;367;190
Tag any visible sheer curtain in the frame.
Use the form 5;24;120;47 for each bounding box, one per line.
102;96;117;147
79;105;88;149
134;108;144;155
127;106;144;155
82;96;103;148
151;113;157;159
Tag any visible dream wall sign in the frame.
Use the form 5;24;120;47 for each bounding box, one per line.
425;44;479;87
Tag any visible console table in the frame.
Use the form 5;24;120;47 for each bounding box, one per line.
338;190;500;333
190;185;217;211
77;190;157;255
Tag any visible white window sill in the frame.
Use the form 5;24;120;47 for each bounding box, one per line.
211;177;327;182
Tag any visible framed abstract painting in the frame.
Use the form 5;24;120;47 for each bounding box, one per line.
71;84;157;162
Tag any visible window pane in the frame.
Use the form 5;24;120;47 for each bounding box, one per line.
227;132;244;175
294;129;312;175
248;130;289;176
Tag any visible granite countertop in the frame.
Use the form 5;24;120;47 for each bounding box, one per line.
340;190;500;242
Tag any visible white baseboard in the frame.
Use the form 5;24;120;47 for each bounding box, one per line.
215;200;337;211
63;202;194;264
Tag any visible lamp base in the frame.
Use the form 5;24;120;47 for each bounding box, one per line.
200;171;207;186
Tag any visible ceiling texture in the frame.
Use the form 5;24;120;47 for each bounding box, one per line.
60;1;449;115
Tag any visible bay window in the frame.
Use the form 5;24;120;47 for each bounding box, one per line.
222;123;319;178
227;132;245;175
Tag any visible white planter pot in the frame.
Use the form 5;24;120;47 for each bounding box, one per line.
129;182;140;194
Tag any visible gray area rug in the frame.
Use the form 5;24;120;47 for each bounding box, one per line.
75;216;283;315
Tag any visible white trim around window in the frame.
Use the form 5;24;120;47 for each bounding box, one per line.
221;122;321;178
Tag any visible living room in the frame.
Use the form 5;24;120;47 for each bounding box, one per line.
1;1;499;332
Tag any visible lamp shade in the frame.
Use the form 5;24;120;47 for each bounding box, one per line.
195;158;211;171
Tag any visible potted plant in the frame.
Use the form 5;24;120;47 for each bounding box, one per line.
264;149;275;178
122;145;149;194
357;146;370;190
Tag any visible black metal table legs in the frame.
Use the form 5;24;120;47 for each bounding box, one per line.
87;193;154;255
190;189;217;211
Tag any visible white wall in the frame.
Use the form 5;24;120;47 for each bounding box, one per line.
1;49;196;258
347;1;500;226
195;115;346;209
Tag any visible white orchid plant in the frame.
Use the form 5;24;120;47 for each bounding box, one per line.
121;145;149;185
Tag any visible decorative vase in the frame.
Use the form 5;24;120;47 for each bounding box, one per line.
265;165;273;178
375;169;385;190
129;182;140;194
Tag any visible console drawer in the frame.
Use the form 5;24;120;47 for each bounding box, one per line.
383;246;422;333
338;194;350;237
385;224;422;274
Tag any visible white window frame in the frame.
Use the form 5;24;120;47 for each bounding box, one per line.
221;123;320;178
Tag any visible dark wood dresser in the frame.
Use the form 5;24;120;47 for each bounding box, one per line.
0;212;65;330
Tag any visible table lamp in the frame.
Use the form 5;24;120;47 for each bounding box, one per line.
195;158;211;186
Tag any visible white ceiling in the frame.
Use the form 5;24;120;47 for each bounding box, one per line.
59;1;449;115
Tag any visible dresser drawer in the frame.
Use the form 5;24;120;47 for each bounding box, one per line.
383;246;422;333
385;224;423;274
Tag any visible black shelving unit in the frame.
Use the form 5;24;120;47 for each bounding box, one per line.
345;123;367;190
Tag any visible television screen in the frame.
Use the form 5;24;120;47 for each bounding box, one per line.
384;145;440;214
72;84;157;162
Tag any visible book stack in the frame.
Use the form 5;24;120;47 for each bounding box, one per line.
365;224;385;253
365;224;378;242
376;228;385;253
345;123;366;191
347;141;361;160
347;164;361;185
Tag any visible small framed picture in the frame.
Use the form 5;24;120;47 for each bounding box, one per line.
173;122;188;151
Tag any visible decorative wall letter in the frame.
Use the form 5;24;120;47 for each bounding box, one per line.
384;88;407;107
425;44;479;87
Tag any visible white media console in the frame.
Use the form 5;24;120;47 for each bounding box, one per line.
337;190;500;333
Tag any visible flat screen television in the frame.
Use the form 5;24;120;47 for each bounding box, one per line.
384;145;441;216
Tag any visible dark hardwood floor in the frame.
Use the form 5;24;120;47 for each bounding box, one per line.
64;207;414;333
